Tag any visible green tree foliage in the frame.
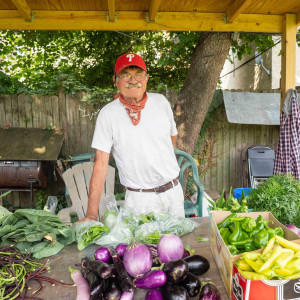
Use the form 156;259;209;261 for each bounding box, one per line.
1;30;299;99
0;30;200;96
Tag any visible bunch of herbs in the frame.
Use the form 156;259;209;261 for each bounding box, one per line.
248;174;300;227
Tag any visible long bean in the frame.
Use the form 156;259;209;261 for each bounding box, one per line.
0;245;73;299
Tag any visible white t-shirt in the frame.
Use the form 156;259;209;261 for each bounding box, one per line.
91;92;180;189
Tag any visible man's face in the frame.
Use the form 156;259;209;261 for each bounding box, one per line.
115;67;149;102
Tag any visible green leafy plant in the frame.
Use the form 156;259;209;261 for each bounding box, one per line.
248;174;300;227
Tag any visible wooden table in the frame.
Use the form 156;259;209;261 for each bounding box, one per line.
29;217;229;299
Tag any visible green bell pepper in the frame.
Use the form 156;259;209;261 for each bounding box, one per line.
220;228;231;245
241;217;256;232
248;218;265;237
274;227;284;237
217;213;238;229
244;241;257;252
227;245;239;255
254;228;269;249
266;227;275;240
231;237;254;247
228;220;243;244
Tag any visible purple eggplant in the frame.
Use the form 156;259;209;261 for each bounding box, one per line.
104;278;122;300
183;255;210;276
161;283;190;300
183;248;191;258
199;282;221;300
95;247;113;264
145;244;158;258
120;291;134;300
145;288;163;300
108;248;134;293
81;257;112;279
162;259;188;283
134;270;167;289
181;272;200;297
116;243;128;258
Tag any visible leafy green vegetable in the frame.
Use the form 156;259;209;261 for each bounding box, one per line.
78;225;109;250
0;205;11;222
248;174;300;227
0;209;75;258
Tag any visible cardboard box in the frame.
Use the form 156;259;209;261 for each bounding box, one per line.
231;240;300;300
210;211;300;297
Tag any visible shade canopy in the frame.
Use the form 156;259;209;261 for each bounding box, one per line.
0;0;299;32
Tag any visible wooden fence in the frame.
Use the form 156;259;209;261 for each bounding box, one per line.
0;93;100;156
0;93;279;206
198;105;279;193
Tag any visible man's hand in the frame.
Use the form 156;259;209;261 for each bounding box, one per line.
73;216;97;225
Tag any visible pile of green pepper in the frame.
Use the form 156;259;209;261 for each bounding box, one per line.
217;213;284;255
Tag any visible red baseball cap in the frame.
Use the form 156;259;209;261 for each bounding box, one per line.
114;53;147;74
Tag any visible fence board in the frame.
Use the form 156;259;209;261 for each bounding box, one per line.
17;95;26;128
197;105;279;193
0;93;280;206
0;97;5;127
24;96;33;128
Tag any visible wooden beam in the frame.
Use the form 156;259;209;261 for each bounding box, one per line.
296;10;300;25
226;0;252;23
280;14;297;108
149;0;162;22
10;0;32;21
107;0;115;22
0;11;282;33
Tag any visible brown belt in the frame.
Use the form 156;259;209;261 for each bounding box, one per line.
126;178;179;194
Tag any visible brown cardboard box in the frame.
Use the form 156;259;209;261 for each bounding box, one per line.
210;211;300;297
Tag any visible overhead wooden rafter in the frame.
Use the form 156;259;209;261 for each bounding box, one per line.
296;10;300;25
107;0;116;22
148;0;162;22
226;0;252;23
0;11;283;33
280;14;297;108
10;0;32;21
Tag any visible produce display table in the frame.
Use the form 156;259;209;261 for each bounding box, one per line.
29;217;229;300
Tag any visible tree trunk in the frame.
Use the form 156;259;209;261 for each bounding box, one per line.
174;32;233;154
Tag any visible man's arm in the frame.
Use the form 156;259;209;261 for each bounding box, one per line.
74;149;109;224
171;135;177;147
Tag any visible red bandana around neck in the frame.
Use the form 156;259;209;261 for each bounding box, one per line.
115;92;148;126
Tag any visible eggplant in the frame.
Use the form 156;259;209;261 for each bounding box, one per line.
145;244;158;258
90;278;105;296
134;270;167;289
104;287;121;300
162;259;188;283
108;247;134;292
120;291;134;300
161;283;190;300
145;288;163;300
183;255;210;275
180;272;201;297
104;278;122;300
182;248;191;258
81;257;112;279
199;282;221;300
81;268;102;293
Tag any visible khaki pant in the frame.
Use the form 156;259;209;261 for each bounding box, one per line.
124;183;185;217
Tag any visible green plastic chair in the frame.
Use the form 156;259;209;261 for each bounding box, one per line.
174;149;205;217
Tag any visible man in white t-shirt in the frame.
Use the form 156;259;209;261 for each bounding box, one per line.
76;53;184;223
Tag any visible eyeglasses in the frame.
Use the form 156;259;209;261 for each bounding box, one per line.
116;73;147;82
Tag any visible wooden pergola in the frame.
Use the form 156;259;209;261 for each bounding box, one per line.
0;0;299;106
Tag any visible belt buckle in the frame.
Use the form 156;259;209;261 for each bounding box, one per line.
154;186;163;194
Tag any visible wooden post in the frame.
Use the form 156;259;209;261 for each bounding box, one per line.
280;14;297;108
